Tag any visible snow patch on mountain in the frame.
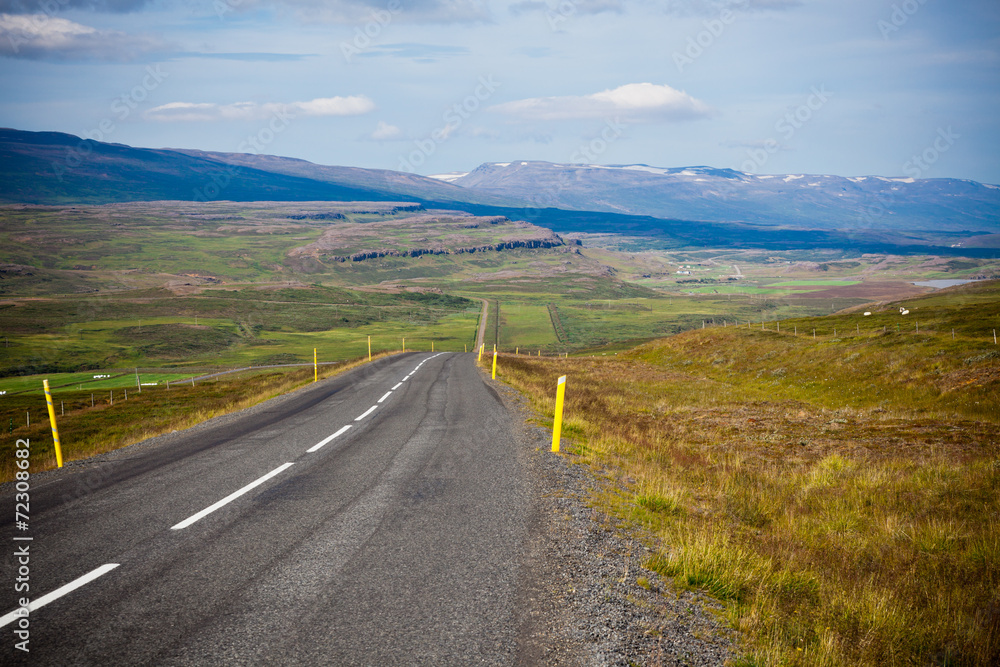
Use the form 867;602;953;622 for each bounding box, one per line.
450;160;1000;233
428;172;469;182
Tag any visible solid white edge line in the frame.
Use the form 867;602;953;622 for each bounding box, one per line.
307;424;352;453
391;382;402;390
0;563;120;628
354;405;378;421
170;462;295;530
377;391;392;403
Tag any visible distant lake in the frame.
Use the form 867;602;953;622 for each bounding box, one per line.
913;279;985;289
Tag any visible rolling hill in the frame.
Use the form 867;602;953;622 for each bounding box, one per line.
3;128;998;256
0;128;503;206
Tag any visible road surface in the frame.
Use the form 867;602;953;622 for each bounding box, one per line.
2;352;532;665
475;298;489;351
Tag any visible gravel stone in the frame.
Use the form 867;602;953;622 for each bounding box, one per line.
490;377;738;666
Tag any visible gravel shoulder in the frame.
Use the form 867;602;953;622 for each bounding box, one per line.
487;375;739;666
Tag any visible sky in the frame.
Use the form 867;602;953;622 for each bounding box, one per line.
1;0;998;183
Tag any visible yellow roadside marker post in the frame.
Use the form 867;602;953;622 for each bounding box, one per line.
402;338;405;353
478;344;483;363
314;348;318;382
368;335;372;362
432;341;434;352
491;346;498;379
43;380;63;467
551;375;567;453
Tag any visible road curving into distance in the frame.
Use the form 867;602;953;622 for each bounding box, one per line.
1;352;533;664
475;297;489;351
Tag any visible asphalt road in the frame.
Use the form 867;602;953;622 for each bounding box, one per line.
1;352;532;665
475;298;489;351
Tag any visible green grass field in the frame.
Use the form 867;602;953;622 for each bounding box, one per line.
767;280;861;287
0;286;481;376
0;370;202;396
494;302;558;351
461;293;868;354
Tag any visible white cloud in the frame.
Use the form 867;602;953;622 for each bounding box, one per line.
490;83;712;122
0;13;164;60
370;120;403;140
0;0;492;22
145;96;376;122
0;0;151;11
660;0;801;16
212;0;491;24
294;96;375;115
509;0;623;16
361;43;470;61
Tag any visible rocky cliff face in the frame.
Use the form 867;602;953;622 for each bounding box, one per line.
287;212;565;265
329;236;565;262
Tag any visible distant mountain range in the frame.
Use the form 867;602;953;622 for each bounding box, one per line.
2;128;997;254
0;128;512;208
447;162;1000;233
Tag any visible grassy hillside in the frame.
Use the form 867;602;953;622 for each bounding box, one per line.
8;200;981;381
0;285;479;377
0;129;403;205
0;201;606;293
493;281;999;666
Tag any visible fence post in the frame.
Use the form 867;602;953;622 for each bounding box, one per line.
43;379;63;468
552;375;567;453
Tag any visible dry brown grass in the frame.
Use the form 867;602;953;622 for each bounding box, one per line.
492;327;999;666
